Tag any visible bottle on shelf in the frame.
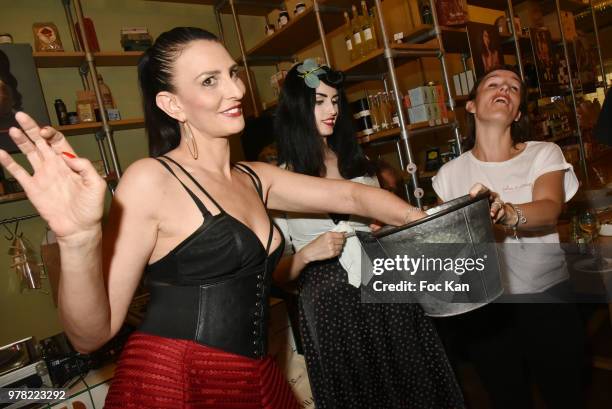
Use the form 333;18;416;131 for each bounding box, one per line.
351;5;365;58
389;90;400;127
418;0;433;25
368;93;381;133
360;1;377;53
368;4;381;50
97;74;116;110
343;11;357;62
377;91;390;130
54;99;69;126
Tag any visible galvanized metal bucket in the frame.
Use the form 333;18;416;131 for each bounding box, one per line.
358;192;503;317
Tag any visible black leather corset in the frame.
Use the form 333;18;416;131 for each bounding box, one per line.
139;268;271;359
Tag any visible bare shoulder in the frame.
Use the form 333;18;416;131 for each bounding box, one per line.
114;158;170;207
238;161;287;183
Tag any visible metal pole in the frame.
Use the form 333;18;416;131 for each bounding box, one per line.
214;2;225;44
555;0;588;183
590;0;608;92
228;0;259;117
62;0;88;89
395;141;412;202
313;0;331;66
0;214;40;226
74;0;122;179
62;0;80;51
374;0;422;208
429;0;463;154
506;0;525;81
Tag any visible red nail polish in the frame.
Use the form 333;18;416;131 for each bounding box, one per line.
62;151;76;159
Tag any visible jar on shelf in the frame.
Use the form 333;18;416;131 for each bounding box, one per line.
351;97;374;138
294;2;306;16
278;10;290;28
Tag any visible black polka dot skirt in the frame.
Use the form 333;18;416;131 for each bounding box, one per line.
298;258;465;409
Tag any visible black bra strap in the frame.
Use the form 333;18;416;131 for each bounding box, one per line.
155;158;210;216
234;162;263;201
234;163;274;253
161;155;225;214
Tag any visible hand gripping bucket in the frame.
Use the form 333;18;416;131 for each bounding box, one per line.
357;192;503;317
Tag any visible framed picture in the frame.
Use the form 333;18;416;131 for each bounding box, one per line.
530;28;559;95
466;22;504;78
435;0;469;26
32;22;64;52
574;35;598;93
0;44;50;153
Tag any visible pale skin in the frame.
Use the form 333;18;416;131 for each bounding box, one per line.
464;69;565;230
273;81;426;284
0;40;422;353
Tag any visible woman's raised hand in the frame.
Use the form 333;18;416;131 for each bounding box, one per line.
0;112;106;239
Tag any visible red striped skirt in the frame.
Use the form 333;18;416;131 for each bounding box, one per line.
104;332;299;409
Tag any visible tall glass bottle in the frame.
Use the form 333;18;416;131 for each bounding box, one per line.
351;5;365;58
378;91;390;130
368;4;381;49
361;1;376;52
389;90;400;127
343;12;356;61
97;73;115;110
368;93;381;133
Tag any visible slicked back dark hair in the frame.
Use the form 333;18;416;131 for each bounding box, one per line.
138;27;219;157
464;65;531;151
275;63;375;179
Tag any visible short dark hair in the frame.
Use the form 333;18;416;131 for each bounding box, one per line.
463;65;530;151
275;63;375;179
137;27;219;157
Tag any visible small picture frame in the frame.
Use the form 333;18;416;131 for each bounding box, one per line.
32;22;64;52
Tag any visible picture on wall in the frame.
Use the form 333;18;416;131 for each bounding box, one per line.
574;34;599;93
435;0;469;26
530;28;559;95
466;22;504;78
0;43;50;153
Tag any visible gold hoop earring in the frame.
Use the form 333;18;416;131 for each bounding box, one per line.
182;121;199;160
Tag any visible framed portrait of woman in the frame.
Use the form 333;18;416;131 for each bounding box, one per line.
0;44;50;153
529;28;559;96
467;22;504;78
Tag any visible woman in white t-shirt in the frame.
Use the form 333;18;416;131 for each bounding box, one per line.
433;66;585;409
272;60;465;409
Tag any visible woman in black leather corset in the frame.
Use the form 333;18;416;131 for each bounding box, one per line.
0;27;423;408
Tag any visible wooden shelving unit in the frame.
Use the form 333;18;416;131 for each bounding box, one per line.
0;192;27;204
515;0;590;14
244;4;345;64
32;51;142;68
466;0;508;10
340;43;439;76
33;51;143;68
402;24;469;55
145;0;283;15
359;112;457;146
57;118;145;136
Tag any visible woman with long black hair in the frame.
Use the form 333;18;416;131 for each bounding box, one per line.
273;60;465;409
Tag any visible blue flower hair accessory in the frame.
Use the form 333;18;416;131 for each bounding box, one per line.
297;58;326;88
